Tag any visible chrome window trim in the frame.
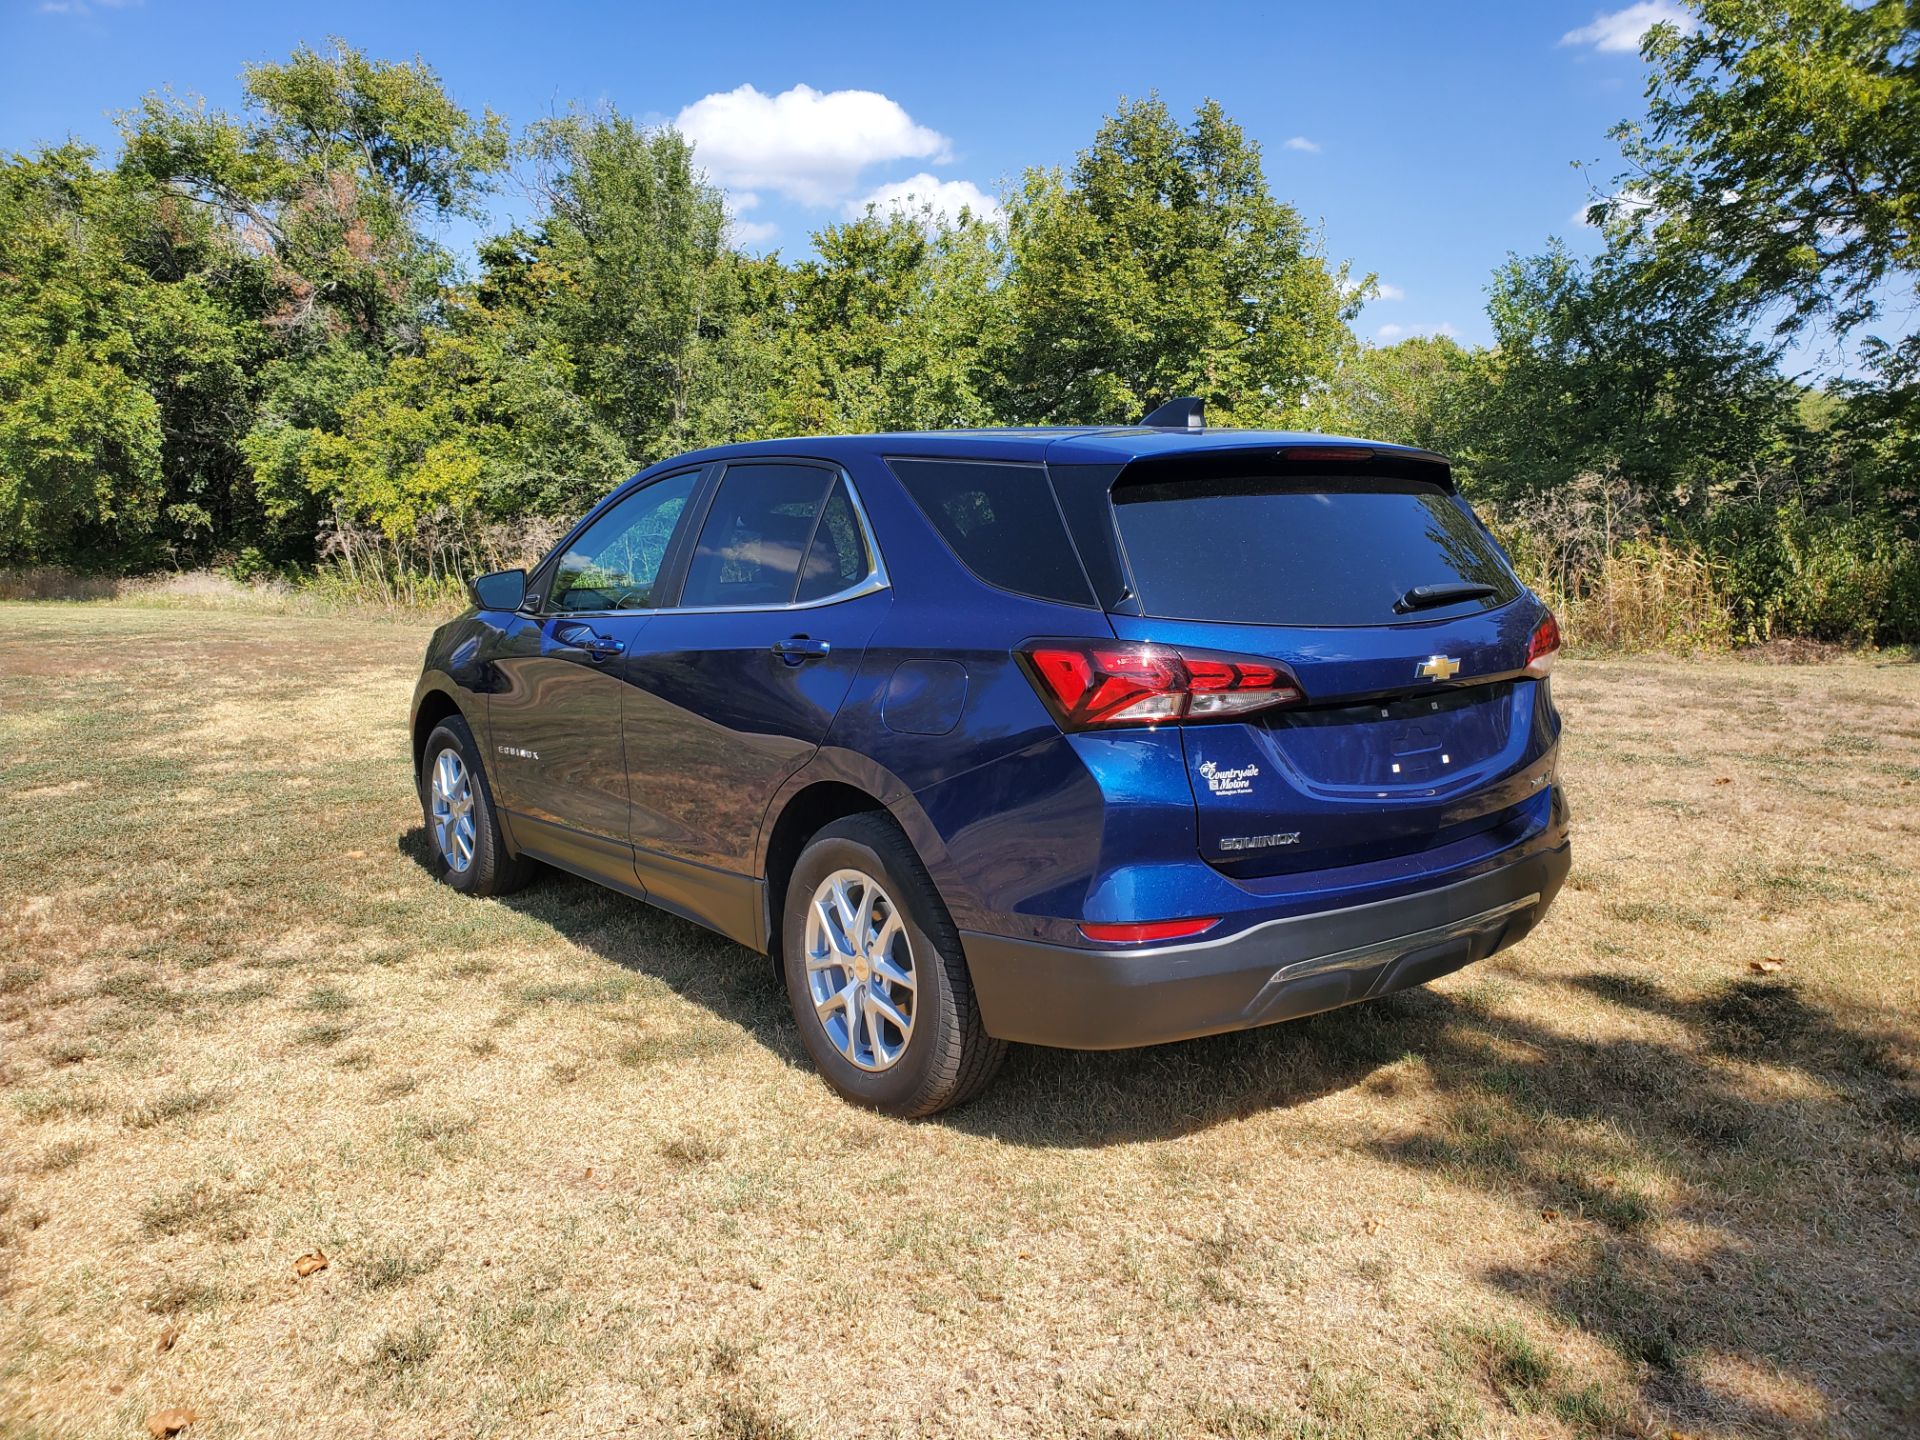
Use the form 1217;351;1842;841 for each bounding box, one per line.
649;567;889;616
539;462;890;621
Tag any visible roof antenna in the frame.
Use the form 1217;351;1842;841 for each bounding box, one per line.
1140;396;1205;429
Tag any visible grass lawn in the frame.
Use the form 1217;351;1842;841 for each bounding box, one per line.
1;603;1916;1439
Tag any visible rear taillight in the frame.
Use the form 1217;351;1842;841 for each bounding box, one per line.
1525;612;1561;678
1017;639;1304;731
1079;917;1221;944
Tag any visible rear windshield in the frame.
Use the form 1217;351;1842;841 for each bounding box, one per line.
1111;475;1518;626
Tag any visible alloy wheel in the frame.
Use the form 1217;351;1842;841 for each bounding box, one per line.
804;867;916;1071
430;748;477;873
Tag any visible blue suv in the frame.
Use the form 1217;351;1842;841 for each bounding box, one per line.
412;407;1570;1115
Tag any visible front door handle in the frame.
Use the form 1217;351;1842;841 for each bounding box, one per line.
555;624;625;662
772;636;832;662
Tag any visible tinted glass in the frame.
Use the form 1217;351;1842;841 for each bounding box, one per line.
795;478;872;603
888;459;1094;607
1112;477;1519;626
547;470;700;612
680;463;833;608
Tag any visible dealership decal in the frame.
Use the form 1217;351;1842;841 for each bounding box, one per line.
1198;760;1260;795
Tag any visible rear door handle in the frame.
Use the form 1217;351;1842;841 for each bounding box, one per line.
772;636;832;661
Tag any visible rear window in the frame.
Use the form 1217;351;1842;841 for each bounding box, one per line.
681;463;832;608
795;478;871;603
888;459;1095;607
1111;475;1519;626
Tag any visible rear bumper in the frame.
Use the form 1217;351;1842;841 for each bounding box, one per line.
961;838;1570;1049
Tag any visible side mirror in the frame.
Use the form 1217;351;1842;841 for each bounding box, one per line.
469;568;527;612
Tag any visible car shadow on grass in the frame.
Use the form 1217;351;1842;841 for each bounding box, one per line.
394;822;1434;1129
954;985;1457;1144
398;824;806;1064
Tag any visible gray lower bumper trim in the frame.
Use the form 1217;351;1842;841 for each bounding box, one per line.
1240;891;1539;1015
960;840;1570;1050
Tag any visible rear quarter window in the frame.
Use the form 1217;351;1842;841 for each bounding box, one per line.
888;458;1095;607
1112;475;1519;626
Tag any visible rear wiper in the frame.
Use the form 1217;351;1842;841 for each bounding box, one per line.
1393;581;1498;614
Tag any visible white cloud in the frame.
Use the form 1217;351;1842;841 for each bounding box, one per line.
675;84;951;206
1283;136;1321;153
1376;322;1459;342
38;0;139;12
729;219;779;247
1559;2;1696;55
1373;282;1406;302
844;173;1000;226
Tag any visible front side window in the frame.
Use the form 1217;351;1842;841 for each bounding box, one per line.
679;463;841;609
546;469;700;612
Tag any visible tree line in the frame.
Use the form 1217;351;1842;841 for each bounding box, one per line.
2;0;1915;643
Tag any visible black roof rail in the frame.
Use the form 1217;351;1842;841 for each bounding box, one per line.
1139;396;1204;429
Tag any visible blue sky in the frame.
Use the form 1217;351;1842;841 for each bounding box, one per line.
0;0;1715;354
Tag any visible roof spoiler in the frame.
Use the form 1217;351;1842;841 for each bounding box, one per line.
1111;444;1457;493
1139;396;1205;429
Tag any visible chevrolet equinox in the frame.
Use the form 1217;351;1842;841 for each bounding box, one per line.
411;404;1571;1115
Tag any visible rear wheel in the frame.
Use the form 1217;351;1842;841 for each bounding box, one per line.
419;716;537;897
781;814;1005;1116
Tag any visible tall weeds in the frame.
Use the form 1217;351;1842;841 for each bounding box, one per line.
1490;473;1735;653
309;511;569;616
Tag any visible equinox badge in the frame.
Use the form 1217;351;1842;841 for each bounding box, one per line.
1416;654;1461;682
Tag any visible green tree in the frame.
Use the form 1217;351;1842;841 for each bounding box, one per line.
0;146;163;566
119;39;507;348
779;204;1006;433
288;297;628;539
112;40;510;555
119;181;284;563
1581;0;1920;641
524;111;735;461
1608;0;1918;338
997;96;1361;425
1467;239;1789;508
1308;334;1480;456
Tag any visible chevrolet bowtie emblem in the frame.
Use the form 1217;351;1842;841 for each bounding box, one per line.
1417;654;1461;682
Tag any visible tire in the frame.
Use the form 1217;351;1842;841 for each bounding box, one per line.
419;715;537;897
781;814;1006;1117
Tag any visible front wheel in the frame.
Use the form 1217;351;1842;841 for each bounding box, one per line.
419;716;537;897
781;814;1005;1117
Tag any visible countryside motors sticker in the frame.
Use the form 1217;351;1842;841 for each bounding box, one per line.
1198;759;1260;795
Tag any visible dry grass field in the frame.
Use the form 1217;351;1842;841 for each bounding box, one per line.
1;603;1916;1439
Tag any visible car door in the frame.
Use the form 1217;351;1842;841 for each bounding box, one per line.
487;467;705;884
619;460;890;930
